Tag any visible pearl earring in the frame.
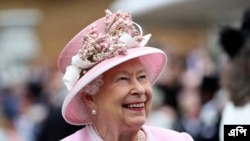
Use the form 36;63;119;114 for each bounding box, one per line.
92;109;97;115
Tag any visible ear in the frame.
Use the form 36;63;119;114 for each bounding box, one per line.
82;93;96;109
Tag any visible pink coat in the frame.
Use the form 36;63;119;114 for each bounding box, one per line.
60;125;194;141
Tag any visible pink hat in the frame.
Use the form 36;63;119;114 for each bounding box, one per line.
57;10;167;125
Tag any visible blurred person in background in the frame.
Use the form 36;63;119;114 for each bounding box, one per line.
36;68;83;141
218;9;250;141
173;69;202;141
22;56;84;141
0;55;82;141
173;44;222;141
57;9;194;141
198;76;221;141
154;45;186;112
0;88;24;141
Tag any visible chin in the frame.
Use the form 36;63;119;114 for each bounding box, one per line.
126;116;147;127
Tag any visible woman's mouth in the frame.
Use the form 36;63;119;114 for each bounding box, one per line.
122;103;145;111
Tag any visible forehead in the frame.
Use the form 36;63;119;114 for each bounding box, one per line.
104;58;145;75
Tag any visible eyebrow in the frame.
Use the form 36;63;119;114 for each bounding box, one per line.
114;68;148;76
107;68;150;83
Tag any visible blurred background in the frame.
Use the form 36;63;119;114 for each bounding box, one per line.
0;0;249;141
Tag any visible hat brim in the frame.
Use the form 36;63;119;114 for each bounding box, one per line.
62;46;167;125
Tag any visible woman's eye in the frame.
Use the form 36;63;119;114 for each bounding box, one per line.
118;76;128;81
138;75;147;80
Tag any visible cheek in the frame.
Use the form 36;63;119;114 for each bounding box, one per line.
145;86;153;115
95;95;121;121
146;84;153;100
96;85;126;112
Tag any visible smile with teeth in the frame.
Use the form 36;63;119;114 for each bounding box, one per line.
123;103;145;109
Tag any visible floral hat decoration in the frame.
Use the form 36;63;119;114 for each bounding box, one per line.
58;9;167;125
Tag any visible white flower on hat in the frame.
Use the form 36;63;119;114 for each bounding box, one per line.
63;55;96;90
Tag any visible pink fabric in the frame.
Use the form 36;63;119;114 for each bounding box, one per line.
143;126;194;141
60;125;194;141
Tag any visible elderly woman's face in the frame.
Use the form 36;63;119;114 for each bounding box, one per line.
93;58;153;127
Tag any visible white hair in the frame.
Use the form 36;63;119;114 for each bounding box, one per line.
81;75;103;95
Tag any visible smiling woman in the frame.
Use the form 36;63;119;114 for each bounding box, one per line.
57;9;194;141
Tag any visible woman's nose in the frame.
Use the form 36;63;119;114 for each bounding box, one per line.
130;79;145;95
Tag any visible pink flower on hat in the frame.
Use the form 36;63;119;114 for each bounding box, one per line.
63;9;152;90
